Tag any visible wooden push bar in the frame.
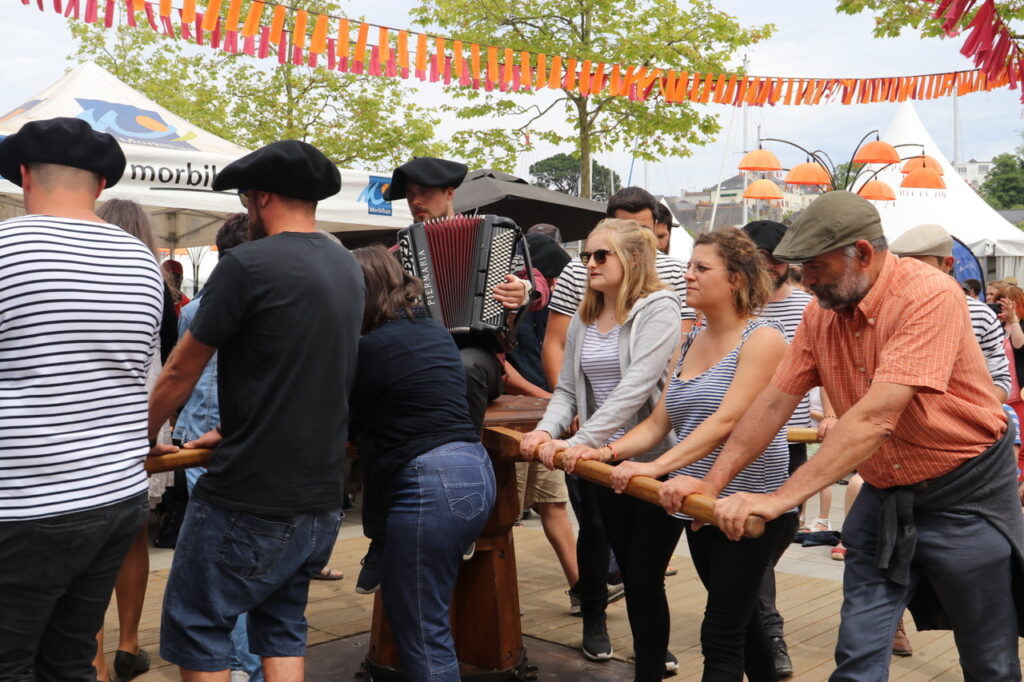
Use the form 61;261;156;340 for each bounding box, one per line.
145;448;212;474
484;426;766;539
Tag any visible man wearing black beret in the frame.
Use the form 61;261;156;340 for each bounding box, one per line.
148;139;365;677
386;156;533;433
0;117;166;677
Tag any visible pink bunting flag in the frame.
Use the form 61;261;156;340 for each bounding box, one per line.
83;0;97;23
257;25;270;58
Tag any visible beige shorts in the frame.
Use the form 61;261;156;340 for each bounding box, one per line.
515;460;569;511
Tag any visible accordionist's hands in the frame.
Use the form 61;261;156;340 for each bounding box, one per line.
493;274;530;308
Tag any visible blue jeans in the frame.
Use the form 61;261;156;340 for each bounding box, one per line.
161;497;342;671
832;484;1020;681
0;493;147;681
380;441;496;682
185;468;263;681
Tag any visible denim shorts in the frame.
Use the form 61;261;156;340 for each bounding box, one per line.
160;497;342;670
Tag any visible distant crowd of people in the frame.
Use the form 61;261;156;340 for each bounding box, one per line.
1;116;1023;682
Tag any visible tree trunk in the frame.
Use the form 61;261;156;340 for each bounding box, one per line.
577;97;592;199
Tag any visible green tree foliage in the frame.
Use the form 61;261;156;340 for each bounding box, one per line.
835;1;1024;39
68;2;445;169
529;152;620;199
411;0;773;197
981;153;1024;209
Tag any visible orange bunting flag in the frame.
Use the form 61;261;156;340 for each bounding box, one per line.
547;56;562;89
434;37;445;75
158;0;171;18
224;0;241;32
354;21;370;64
712;73;727;103
241;0;263;38
291;10;308;49
689;72;703;101
336;18;349;59
565;58;578;91
520;51;532;88
590;62;606;95
310;13;328;54
578;60;592;94
487;46;499;83
397;30;408;69
416;33;428;71
535;54;547;89
502;48;514;85
201;0;222;32
378;27;389;65
608;63;622;96
452;40;463;77
470;43;481;80
268;4;286;45
181;0;196;25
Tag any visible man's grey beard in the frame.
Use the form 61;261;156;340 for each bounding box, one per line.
812;263;870;313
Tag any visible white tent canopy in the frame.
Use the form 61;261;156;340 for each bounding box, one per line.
0;61;411;247
862;102;1024;280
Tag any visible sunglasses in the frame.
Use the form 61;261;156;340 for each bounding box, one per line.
580;249;616;266
238;190;254;208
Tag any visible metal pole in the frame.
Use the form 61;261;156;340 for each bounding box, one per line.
741;54;749;225
953;81;961;166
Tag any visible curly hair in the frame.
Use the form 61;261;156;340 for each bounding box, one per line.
353;245;424;334
693;228;774;317
579;219;666;325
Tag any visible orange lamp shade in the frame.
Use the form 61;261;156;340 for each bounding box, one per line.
853;140;901;165
857;180;896;201
743;179;784;200
784;162;831;186
901;155;944;176
900;167;945;190
738;149;782;172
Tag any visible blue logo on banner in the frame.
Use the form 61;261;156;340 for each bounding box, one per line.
75;98;198;151
358;175;392;216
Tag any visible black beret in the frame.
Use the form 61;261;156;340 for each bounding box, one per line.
526;233;571;279
385;157;467;201
0;117;126;188
742;220;788;252
212;140;341;201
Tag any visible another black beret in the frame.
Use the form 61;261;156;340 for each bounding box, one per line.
526;233;571;279
385;157;467;201
212;140;341;201
742;220;789;253
0;117;126;188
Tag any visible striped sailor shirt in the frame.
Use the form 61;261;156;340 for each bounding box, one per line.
0;215;162;520
773;252;1006;488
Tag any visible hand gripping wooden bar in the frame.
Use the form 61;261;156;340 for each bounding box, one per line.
145;448;212;474
484;426;765;539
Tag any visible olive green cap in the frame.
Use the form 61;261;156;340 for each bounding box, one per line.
773;190;884;263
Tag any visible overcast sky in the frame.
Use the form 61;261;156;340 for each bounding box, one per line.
3;0;1021;195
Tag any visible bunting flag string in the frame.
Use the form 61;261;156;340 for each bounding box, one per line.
35;0;1023;105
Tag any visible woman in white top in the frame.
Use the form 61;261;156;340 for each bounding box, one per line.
521;219;681;679
571;228;794;682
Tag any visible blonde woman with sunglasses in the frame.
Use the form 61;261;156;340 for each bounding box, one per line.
521;218;682;679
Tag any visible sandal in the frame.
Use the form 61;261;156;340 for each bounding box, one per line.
800;517;831;533
831;543;847;561
313;566;345;581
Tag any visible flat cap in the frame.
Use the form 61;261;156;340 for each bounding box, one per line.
889;223;953;259
212;140;340;201
526;233;571;279
773;191;884;263
742;220;788;253
385;157;467;201
0;117;126;188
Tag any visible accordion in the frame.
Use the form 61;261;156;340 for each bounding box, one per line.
396;214;527;351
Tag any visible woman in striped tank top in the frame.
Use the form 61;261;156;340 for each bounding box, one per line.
521;219;682;679
573;228;794;682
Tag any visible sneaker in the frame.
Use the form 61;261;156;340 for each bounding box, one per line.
581;615;612;661
355;545;382;595
771;636;794;678
463;541;476;561
113;648;150;681
606;581;625;604
567;582;581;616
664;651;679;677
229;671;250;682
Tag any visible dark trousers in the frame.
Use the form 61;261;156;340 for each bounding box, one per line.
566;476;612;619
686;515;790;682
0;493;148;681
598;485;684;682
459;346;503;433
758;443;805;638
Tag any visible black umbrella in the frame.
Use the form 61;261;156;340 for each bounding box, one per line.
453;169;607;242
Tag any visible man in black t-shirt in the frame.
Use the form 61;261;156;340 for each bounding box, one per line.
148;140;364;677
